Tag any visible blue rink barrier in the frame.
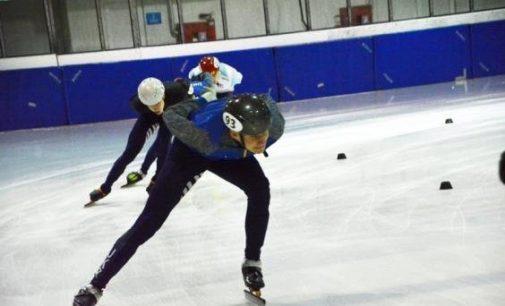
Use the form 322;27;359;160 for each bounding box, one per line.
374;25;472;90
275;38;375;101
1;20;505;131
0;67;67;131
471;20;505;77
63;58;174;125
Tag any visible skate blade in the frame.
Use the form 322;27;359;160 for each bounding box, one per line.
120;183;137;188
244;289;266;305
83;201;96;208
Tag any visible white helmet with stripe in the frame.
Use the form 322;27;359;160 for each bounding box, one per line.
138;77;165;106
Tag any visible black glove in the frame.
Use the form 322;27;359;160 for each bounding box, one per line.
500;151;505;185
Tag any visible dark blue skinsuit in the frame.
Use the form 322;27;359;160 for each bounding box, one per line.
90;95;285;290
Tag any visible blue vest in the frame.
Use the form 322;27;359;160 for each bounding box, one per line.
189;99;277;160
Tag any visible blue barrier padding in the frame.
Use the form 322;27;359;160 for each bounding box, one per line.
275;38;375;101
63;58;174;124
374;25;472;90
170;48;279;101
169;54;201;80
3;20;505;131
471;20;505;77
0;67;67;131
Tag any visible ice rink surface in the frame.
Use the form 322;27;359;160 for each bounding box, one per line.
1;76;504;306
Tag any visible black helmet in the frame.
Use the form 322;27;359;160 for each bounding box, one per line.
223;94;272;135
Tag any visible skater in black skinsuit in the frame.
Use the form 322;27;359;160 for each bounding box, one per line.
500;151;505;185
73;93;284;305
87;77;190;204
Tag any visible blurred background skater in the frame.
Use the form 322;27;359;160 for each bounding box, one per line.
86;78;190;206
189;55;243;98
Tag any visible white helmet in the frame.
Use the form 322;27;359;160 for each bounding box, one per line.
137;77;165;106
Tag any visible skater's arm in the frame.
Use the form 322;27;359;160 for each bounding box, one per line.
163;99;215;155
265;95;285;141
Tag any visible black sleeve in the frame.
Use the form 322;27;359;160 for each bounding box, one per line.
129;94;152;117
263;95;285;141
163;98;215;155
174;78;191;91
163;81;191;107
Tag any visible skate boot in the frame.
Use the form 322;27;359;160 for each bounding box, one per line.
242;259;266;305
89;188;108;202
124;171;145;186
84;188;109;207
73;284;102;306
242;259;265;290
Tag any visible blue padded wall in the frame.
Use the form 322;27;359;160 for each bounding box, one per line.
3;20;505;131
169;48;279;100
374;26;472;90
0;67;67;131
62;58;175;124
275;38;375;102
169;54;201;80
471;20;505;77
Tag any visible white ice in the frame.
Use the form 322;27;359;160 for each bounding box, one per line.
1;76;504;306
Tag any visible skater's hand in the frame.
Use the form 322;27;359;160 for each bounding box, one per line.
189;72;217;102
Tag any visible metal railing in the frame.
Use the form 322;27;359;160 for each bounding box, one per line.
1;0;503;58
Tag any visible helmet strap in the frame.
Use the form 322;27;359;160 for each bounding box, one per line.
239;133;246;149
239;133;269;157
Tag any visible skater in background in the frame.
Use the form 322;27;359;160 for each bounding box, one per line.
123;65;225;188
189;55;243;98
87;77;191;205
72;93;285;306
500;151;505;185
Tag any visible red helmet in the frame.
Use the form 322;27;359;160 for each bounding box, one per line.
199;56;220;73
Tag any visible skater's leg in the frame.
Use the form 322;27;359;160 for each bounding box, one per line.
100;118;152;193
90;142;207;289
208;157;270;261
209;157;270;296
140;137;158;175
149;124;172;185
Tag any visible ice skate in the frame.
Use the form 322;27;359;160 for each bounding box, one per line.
84;188;108;207
120;171;145;188
72;284;102;306
242;259;266;305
